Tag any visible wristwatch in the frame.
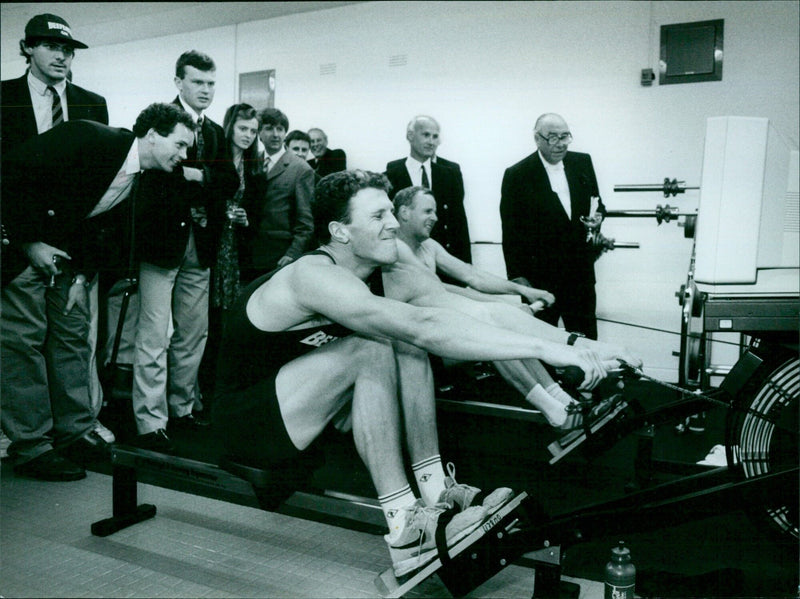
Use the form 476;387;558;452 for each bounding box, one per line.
567;332;585;346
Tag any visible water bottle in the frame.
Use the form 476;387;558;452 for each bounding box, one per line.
604;541;636;599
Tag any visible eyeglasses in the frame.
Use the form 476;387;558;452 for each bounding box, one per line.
537;132;573;146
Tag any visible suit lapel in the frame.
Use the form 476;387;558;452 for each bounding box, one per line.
12;76;39;142
65;82;85;120
563;154;589;219
267;152;290;181
201;118;217;161
393;162;413;189
531;152;571;224
430;162;447;195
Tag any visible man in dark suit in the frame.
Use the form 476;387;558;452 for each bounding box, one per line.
1;103;195;480
500;113;601;339
248;108;315;280
432;153;465;207
0;13;109;157
385;115;471;267
1;13;113;450
308;128;347;177
131;51;234;452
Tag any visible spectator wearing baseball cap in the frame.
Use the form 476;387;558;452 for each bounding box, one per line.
23;13;90;49
3;12;108;154
1;12;114;475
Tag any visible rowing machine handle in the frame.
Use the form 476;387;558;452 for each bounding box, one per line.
559;366;585;389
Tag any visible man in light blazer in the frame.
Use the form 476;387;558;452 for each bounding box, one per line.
500;113;601;339
385;115;471;267
247;108;315;282
1;104;196;481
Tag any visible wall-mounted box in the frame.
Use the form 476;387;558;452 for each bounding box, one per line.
659;19;723;85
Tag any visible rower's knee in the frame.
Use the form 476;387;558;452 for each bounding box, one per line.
354;337;397;381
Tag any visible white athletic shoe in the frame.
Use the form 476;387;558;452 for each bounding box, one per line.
438;463;514;515
386;499;487;577
92;420;116;444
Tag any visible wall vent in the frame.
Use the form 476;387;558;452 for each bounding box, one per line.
389;54;408;67
319;63;336;76
784;191;799;232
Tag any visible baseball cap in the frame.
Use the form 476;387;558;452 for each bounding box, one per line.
24;14;89;49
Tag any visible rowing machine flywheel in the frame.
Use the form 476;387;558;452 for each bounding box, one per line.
726;346;798;541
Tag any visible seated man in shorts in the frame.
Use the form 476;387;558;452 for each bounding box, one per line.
390;186;629;429
213;170;639;577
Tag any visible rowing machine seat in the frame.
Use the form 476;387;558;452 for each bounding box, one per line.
219;451;323;511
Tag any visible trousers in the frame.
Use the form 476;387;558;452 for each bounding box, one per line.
1;266;96;463
131;231;209;434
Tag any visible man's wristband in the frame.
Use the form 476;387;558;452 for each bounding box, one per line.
567;332;585;346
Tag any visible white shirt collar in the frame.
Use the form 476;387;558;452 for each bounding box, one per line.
266;146;286;166
539;153;564;172
178;96;204;123
406;155;432;171
28;70;67;96
125;139;141;175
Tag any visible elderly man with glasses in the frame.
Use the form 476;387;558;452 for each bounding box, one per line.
500;113;603;340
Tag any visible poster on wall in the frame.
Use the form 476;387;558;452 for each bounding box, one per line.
239;69;275;110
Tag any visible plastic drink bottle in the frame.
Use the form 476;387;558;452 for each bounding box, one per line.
604;541;636;599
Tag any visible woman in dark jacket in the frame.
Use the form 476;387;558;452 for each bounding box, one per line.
201;104;265;407
211;103;265;304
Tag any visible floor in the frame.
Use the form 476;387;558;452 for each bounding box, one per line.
0;462;602;598
1;374;796;598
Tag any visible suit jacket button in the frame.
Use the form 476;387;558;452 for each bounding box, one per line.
443;204;448;209
180;222;186;227
47;210;55;216
2;238;9;245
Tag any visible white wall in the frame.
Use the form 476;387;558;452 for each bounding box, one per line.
3;1;798;379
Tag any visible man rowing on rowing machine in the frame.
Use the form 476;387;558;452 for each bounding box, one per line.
213;171;642;577
388;185;639;430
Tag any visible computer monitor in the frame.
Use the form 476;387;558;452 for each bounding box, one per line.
695;116;799;286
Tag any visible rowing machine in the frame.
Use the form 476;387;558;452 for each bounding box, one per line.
384;338;797;596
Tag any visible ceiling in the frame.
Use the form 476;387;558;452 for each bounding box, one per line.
1;2;364;59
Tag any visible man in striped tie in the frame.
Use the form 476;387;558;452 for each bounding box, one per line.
1;13;108;155
1;13;114;466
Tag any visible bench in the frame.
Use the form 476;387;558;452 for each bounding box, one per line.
91;445;385;537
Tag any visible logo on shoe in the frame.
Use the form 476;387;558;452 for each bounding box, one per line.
387;509;398;519
481;512;503;533
418;473;431;482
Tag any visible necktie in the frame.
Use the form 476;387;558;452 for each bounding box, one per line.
47;86;63;129
196;118;205;160
421;165;430;188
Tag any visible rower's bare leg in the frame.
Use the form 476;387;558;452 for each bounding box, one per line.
394;341;514;513
276;335;406;495
276;336;488;576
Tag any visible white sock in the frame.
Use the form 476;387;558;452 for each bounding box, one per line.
526;384;567;427
546;383;577;407
411;455;447;506
378;484;416;541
